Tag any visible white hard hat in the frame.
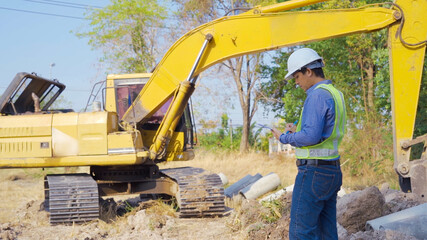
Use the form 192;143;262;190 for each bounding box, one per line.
285;48;324;80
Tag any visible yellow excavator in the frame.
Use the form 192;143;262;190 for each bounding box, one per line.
0;0;425;223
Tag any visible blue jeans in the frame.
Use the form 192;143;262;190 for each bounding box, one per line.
289;164;342;240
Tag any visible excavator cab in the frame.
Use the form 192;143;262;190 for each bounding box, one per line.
103;73;195;161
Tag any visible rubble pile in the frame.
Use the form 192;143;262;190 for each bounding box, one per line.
337;185;425;240
0;224;21;240
232;184;425;240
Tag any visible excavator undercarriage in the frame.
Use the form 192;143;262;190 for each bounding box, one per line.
44;166;225;224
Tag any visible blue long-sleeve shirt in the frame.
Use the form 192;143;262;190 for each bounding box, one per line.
280;80;339;159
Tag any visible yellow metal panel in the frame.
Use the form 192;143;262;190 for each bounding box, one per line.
52;112;79;157
389;0;427;165
0;114;52;137
78;112;108;155
0;136;51;158
0;153;148;168
123;6;396;124
0;114;53;158
107;132;136;154
105;75;116;113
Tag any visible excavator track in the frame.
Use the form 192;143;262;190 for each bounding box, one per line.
161;167;225;218
44;174;99;224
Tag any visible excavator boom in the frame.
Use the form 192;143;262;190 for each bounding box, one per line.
122;5;398;124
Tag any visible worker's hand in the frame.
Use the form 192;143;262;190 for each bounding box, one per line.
270;127;282;140
285;122;297;134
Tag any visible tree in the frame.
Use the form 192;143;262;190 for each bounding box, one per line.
77;0;166;73
260;0;392;125
172;0;276;152
259;50;305;123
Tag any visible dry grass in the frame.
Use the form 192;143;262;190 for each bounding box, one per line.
159;149;298;188
341;164;399;191
0;149;399;226
0;169;43;223
0;167;89;223
339;154;399;191
337;123;400;191
160;148;400;193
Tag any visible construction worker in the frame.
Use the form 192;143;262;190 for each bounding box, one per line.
271;48;346;240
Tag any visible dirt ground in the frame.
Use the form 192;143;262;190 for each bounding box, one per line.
0;169;425;240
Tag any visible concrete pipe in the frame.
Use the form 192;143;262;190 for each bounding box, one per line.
240;172;281;200
217;172;228;186
224;173;262;198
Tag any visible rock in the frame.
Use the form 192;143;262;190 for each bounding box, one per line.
337;223;348;239
337;186;385;233
99;198;117;222
348;229;418;240
127;210;150;232
0;223;20;240
382;191;423;215
380;182;391;194
338;187;347;197
384;229;419;240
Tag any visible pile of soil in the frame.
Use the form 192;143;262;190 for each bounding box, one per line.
0;196;234;240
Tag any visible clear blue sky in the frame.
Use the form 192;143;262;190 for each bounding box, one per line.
0;0;108;111
0;0;276;126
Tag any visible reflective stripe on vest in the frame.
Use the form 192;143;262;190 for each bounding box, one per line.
295;84;346;159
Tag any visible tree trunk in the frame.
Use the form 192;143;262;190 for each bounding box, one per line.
240;106;250;153
366;64;375;114
358;59;369;120
226;55;260;153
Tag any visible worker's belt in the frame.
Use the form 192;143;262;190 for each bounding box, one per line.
296;159;340;167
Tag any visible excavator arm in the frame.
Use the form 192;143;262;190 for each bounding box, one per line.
388;1;426;195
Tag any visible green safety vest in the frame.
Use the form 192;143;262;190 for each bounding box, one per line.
295;84;347;159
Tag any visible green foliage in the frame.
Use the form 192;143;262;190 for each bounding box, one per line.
411;53;427;159
198;129;240;150
260;51;305;122
49;95;73;110
341;123;393;176
77;0;166;72
260;198;286;223
256;130;273;152
308;0;392;124
260;0;393;125
198;113;239;150
197;114;271;151
124;201;135;213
